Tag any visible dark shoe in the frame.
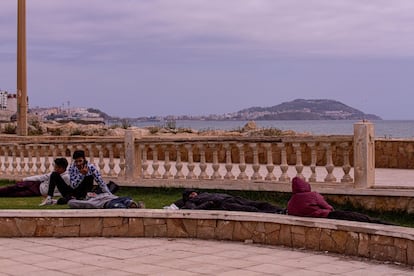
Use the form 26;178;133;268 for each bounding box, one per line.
93;185;104;194
57;197;68;205
108;181;120;194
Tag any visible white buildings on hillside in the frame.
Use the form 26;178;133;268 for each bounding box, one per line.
0;90;17;121
0;90;17;112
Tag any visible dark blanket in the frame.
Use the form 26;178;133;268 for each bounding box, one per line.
182;192;285;214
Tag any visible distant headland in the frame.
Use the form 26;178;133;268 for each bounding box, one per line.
24;98;381;125
116;99;382;123
230;99;381;121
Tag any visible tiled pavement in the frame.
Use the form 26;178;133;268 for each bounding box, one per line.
1;169;413;275
0;237;412;276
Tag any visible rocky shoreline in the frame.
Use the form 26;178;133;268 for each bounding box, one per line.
1;120;305;137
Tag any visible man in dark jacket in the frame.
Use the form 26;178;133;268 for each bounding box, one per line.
181;189;285;214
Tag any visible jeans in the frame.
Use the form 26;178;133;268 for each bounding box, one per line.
104;197;134;209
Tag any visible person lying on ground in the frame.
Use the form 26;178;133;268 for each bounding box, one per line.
40;150;112;206
287;177;395;225
163;198;184;210
180;189;286;214
0;157;69;198
68;192;145;209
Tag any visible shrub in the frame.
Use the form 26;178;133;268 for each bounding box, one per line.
3;123;17;134
49;128;63;136
165;120;176;130
121;119;131;129
148;126;160;134
28;119;44;135
70;128;85;136
262;127;282;136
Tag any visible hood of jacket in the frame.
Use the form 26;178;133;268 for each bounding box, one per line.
291;177;311;194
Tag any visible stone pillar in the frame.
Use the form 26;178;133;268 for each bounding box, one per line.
124;130;142;180
353;121;375;188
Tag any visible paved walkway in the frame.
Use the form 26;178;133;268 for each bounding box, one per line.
0;237;412;275
375;168;414;188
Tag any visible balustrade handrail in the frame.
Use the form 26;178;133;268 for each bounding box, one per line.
136;134;353;143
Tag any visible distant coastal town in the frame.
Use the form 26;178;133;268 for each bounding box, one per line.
0;91;380;125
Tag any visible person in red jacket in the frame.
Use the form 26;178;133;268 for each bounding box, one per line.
287;177;394;225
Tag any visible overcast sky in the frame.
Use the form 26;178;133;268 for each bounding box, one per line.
1;0;414;119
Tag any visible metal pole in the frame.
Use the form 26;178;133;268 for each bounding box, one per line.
17;0;28;136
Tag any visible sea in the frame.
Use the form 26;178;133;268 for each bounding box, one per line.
130;120;414;139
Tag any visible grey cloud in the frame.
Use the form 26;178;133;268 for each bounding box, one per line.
2;0;414;118
2;0;412;62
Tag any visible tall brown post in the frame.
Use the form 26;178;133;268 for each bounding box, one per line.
17;0;28;136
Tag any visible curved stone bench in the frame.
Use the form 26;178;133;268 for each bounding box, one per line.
1;209;413;266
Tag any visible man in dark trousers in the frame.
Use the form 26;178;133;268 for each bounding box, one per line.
40;150;112;205
181;189;285;214
0;158;69;198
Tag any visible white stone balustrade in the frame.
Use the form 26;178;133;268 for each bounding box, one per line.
0;138;125;179
133;137;355;186
0;122;374;190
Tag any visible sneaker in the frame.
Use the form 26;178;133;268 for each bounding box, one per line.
128;200;145;209
128;201;138;208
39;197;55;206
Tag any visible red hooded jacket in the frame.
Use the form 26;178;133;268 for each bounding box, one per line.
287;177;334;218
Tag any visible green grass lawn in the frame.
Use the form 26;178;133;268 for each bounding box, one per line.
0;180;413;227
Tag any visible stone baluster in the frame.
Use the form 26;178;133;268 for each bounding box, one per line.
150;144;161;178
211;144;221;179
50;145;57;164
97;145;106;175
3;146;10;174
174;144;184;179
162;145;172;179
237;143;248;180
264;143;276;181
307;142;317;182
57;145;65;159
198;143;209;179
87;144;95;166
11;145;18;175
323;143;337;182
0;146;3;175
67;144;74;162
185;144;196;179
18;145;26;174
250;143;262;180
277;143;290;182
34;145;41;174
26;145;34;174
43;145;51;173
340;142;353;182
293;143;304;180
224;143;234;180
107;144;115;177
117;144;126;178
140;144;150;179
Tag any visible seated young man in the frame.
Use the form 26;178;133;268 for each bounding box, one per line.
180;189;285;214
0;158;69;199
41;150;111;206
287;177;394;225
